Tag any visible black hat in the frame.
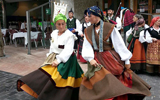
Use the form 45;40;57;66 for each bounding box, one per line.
84;9;88;15
69;8;74;13
108;2;114;10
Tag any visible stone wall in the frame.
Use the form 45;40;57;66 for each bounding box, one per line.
74;0;102;22
59;0;102;22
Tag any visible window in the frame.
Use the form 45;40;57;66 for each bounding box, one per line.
138;0;148;13
152;0;160;13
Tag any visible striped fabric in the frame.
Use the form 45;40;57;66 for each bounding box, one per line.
79;50;151;100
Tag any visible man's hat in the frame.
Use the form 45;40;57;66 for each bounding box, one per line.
108;2;114;10
84;9;88;15
69;8;74;13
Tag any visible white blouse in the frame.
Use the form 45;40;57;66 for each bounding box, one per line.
115;17;122;31
78;22;91;35
108;15;122;31
139;27;160;43
47;29;77;63
82;27;132;64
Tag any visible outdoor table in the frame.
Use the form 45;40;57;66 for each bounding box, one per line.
12;31;42;47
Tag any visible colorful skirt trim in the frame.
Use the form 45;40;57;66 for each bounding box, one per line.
17;53;84;100
41;65;84;88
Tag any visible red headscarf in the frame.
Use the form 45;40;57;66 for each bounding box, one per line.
150;17;160;27
103;11;106;15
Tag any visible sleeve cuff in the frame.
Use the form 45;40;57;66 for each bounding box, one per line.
125;59;130;64
56;57;61;64
46;53;50;57
75;29;78;32
88;58;94;62
78;32;83;36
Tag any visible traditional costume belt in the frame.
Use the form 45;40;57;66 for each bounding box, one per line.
94;48;113;52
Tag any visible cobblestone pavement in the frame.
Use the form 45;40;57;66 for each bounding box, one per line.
0;71;159;100
0;71;36;100
138;74;160;100
0;46;160;100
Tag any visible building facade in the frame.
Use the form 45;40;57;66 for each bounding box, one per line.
61;0;160;25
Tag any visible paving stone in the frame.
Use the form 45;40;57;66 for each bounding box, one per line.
0;46;159;100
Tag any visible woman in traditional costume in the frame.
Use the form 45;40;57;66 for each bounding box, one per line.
17;14;84;100
79;6;151;100
77;9;91;63
139;16;160;74
126;14;149;44
127;18;146;73
133;14;149;29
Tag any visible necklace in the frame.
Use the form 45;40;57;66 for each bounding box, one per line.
153;26;159;30
94;21;100;27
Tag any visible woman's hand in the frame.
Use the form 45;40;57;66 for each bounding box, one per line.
72;29;76;33
125;64;131;69
152;38;157;42
90;59;99;67
80;34;84;37
52;59;59;67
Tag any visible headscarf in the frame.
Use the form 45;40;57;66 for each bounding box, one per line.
54;14;67;23
87;6;107;21
103;11;106;15
134;14;144;20
150;17;160;27
134;18;145;30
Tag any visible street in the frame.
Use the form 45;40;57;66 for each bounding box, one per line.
0;45;159;100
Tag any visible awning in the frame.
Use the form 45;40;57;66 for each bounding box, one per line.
5;0;33;2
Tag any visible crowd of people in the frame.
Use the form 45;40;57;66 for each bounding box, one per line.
16;5;157;100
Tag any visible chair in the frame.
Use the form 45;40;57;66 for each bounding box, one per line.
45;32;51;41
31;32;43;49
44;32;51;48
9;29;18;44
44;27;52;33
19;29;27;32
31;27;37;32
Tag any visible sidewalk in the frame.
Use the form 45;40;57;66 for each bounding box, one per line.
0;45;87;76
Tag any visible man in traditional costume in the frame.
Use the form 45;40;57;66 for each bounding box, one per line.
107;3;122;31
120;7;135;44
67;8;81;51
